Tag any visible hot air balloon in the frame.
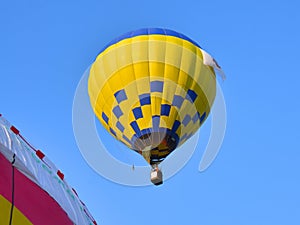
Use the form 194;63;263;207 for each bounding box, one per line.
88;28;224;185
0;115;97;225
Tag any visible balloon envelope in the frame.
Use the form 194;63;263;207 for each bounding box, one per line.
0;115;97;225
88;28;217;165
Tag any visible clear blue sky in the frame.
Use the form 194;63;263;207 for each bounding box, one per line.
1;0;300;224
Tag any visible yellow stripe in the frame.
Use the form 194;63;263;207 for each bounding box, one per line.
0;195;33;225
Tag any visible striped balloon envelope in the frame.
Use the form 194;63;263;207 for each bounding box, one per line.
88;28;223;169
0;115;97;225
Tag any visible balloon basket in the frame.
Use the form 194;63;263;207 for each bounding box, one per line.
150;167;163;186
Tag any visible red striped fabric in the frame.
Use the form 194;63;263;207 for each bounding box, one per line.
0;153;74;225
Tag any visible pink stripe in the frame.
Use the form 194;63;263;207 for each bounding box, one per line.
13;163;73;225
0;153;12;202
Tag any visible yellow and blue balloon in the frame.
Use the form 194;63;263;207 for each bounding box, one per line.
88;28;222;183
